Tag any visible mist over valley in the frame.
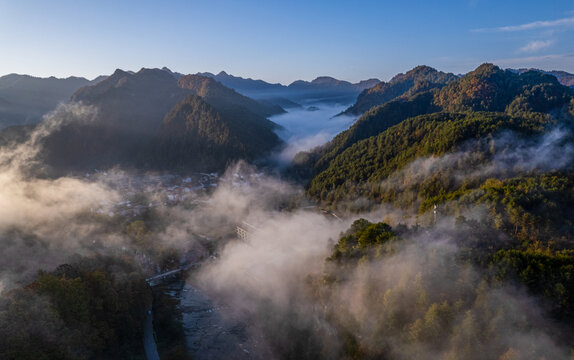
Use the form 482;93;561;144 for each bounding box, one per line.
2;44;574;360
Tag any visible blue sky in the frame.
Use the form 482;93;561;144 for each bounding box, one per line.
1;0;573;84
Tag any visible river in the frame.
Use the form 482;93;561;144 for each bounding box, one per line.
155;277;273;360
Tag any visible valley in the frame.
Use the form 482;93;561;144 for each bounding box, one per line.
1;63;574;360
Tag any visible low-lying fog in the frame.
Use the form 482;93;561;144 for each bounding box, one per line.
270;103;356;163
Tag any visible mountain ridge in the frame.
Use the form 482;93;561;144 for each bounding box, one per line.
37;68;284;173
341;65;457;116
297;63;574;198
197;70;380;105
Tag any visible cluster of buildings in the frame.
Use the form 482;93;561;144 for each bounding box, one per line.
88;171;219;218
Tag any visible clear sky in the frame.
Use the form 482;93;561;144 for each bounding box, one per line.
1;0;573;84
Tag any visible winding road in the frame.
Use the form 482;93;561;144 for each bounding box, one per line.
143;307;160;360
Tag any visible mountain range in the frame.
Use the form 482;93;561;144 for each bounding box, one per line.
20;68;284;173
297;63;574;207
2;62;574;359
197;71;380;105
2;65;573;176
0;74;102;129
0;68;383;133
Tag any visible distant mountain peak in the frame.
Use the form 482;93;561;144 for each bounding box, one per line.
343;65;456;115
312;76;339;82
136;67;176;79
390;65;444;83
472;62;501;75
110;69;130;78
507;67;574;87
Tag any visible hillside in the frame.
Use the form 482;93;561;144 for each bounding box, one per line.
301;75;574;358
34;68;284;172
307;111;556;205
155;95;281;171
296;63;574;183
434;63;572;113
71;68;188;134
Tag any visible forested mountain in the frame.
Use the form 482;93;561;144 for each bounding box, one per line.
71;68;188;135
40;68;187;170
310;211;574;359
27;68;284;172
287;65;574;359
342;65;457;116
434;63;571;113
296;63;574;184
295;91;439;177
307;111;561;204
0;74;98;129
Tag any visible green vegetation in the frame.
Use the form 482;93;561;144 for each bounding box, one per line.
3;63;574;359
298;63;574;188
0;256;151;360
492;246;574;321
435;64;572;114
328;218;397;262
283;64;574;359
308;111;551;206
297;91;439;176
314;219;574;359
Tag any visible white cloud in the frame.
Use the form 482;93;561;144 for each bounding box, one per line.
519;39;555;53
473;16;574;32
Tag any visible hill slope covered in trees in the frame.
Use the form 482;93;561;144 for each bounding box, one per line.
296;64;574;183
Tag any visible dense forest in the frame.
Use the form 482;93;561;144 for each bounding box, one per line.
301;64;574;206
315;218;574;359
0;256;151;359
